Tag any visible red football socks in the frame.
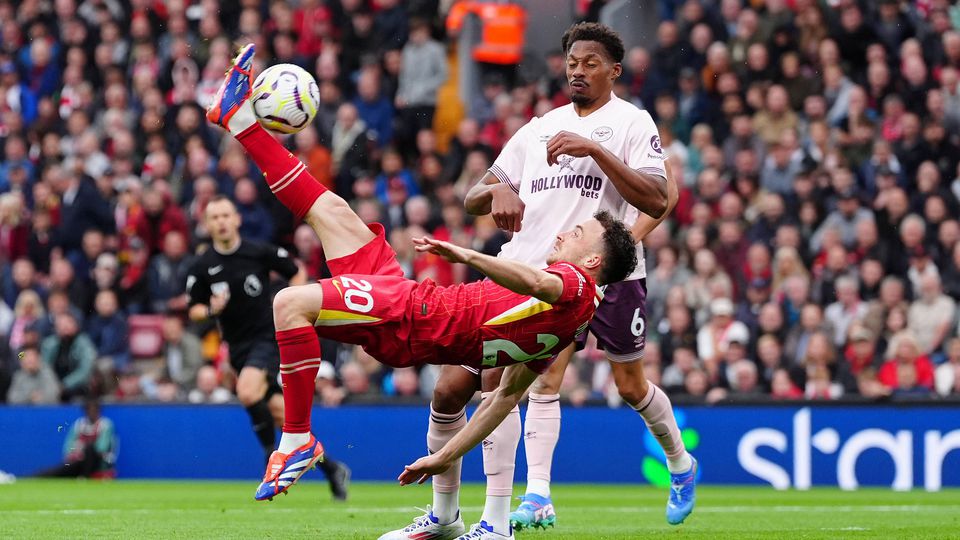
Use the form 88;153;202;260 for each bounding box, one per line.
276;326;322;433
236;123;327;220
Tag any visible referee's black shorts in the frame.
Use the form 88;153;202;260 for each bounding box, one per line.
230;338;283;397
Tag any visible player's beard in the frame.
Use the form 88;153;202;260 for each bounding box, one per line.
570;91;592;106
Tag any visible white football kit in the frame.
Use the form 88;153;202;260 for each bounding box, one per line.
489;94;666;282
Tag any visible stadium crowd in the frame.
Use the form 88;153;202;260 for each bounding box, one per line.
2;0;960;406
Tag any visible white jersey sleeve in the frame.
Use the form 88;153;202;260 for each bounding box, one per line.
488;118;536;194
624;111;667;178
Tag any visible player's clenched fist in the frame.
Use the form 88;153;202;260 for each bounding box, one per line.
490;183;525;232
546;130;599;166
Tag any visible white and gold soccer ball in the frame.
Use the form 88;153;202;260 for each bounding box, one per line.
251;64;319;134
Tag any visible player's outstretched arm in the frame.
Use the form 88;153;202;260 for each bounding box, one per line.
398;363;538;486
631;158;679;242
413;237;563;302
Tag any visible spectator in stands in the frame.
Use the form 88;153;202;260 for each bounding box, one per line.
41;311;96;402
2;258;45;311
119;238;151;315
85;289;129;375
341;360;376;400
160;316;203;390
69;230;105;288
682;367;710;399
790;331;847;399
374;149;418;207
784;303;830;366
233;178;274;243
697;297;750;368
728;359;762;397
0;193;29;264
7;344;59;404
935;337;960;397
686;249;733;322
330;102;370;196
810;188;874;252
8;289;43;351
395;19;447;155
89;252;121;306
443;118;492;185
54;170;115;257
188;365;232;404
147;231;193;314
113;366;143;402
908;273;956;360
133;188;189;257
843;325;882;377
879;331;935;393
47;258;89;321
824;276;869;348
661;346;699;393
353;67;394;148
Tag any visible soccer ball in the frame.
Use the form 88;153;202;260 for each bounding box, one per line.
251;64;320;134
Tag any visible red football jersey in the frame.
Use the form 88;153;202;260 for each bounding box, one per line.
408;262;601;373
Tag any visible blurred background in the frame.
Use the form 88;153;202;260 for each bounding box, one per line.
0;0;959;488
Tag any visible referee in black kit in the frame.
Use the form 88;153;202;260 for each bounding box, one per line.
187;195;349;500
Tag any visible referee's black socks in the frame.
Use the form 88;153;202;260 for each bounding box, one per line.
245;398;276;459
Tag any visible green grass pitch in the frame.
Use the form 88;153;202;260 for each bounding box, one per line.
2;480;958;539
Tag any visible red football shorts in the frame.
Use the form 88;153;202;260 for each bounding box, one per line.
325;223;404;277
314;223;417;367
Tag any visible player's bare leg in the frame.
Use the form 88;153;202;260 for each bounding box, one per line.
380;366;476;539
508;344;571;531
609;359;697;524
236;366;276;462
268;393;284;427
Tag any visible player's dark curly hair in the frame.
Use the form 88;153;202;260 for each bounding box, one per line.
561;22;625;63
594;210;637;285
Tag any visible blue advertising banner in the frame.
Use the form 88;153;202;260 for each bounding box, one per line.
1;404;958;490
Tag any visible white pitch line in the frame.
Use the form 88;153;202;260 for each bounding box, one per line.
2;505;956;515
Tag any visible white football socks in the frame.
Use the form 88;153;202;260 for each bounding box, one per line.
525;478;551;498
226;99;257;134
432;492;459;524
667;453;694;474
277;432;310;454
481;494;511;534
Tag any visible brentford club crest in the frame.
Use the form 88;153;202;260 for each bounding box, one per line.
650;135;663;154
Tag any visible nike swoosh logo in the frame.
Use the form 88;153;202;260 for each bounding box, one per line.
209;265;223;275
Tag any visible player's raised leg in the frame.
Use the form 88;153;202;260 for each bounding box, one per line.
379;365;476;540
206;43;375;260
253;284;327;501
609;359;697;524
508;345;571;531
